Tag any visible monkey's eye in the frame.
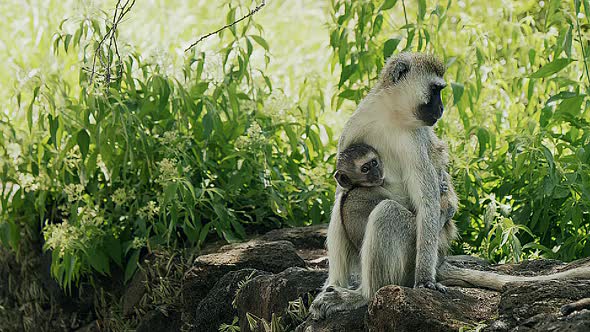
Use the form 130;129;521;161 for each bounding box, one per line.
361;165;370;173
371;159;378;167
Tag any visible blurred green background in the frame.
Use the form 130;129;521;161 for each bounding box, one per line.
0;0;589;295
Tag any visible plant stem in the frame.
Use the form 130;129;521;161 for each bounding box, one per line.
574;0;590;89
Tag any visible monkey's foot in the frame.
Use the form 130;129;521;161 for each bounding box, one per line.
309;286;368;320
416;280;448;293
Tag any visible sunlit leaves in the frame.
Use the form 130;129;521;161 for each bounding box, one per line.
76;129;90;160
250;35;269;51
380;0;397;11
530;58;574;78
451;82;464;105
383;38;401;59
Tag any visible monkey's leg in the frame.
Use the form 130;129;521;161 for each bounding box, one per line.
326;198;357;288
359;199;417;298
311;218;363;320
311;199;425;319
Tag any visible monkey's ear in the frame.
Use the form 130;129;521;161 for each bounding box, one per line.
390;61;410;84
334;171;353;189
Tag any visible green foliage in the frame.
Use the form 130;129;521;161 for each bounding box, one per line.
1;0;590;290
0;1;335;288
329;0;590;262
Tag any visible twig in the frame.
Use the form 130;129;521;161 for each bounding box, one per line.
185;1;266;52
89;0;136;85
401;0;408;26
574;0;590;89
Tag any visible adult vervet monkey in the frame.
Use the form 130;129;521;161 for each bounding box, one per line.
310;52;590;320
325;52;451;296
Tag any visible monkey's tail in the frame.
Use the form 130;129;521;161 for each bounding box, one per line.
437;261;590;291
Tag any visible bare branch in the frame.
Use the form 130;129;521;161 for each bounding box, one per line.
185;0;266;52
88;0;136;86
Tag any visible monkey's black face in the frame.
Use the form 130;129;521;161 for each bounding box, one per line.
358;158;384;187
334;157;384;189
417;82;446;126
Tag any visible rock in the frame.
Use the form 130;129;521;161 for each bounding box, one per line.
74;321;100;332
307;256;329;269
259;225;329;266
235;267;327;332
490;280;590;331
259;224;328;250
181;240;305;311
517;309;590;332
123;269;147;316
186;268;271;332
295;306;368;332
367;286;499;332
136;309;181;332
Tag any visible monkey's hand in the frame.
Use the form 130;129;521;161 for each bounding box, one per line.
415;280;448;293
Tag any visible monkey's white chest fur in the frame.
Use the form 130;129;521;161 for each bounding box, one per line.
339;107;425;211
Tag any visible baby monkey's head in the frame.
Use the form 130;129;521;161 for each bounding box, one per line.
335;143;384;189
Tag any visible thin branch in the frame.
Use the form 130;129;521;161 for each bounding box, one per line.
574;0;590;89
185;0;266;52
88;0;136;85
401;0;409;26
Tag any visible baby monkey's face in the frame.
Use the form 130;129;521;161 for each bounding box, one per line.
335;144;384;189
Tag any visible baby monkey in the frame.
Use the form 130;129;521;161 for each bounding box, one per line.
335;143;453;252
334;143;389;251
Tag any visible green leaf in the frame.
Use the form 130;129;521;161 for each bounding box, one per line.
541;145;555;170
556;95;584;115
418;0;427;20
124;250;140;283
373;14;384;35
64;34;72;52
251;35;269;51
27;86;40;132
451;82;464;105
203;112;214;138
76;129;90;160
476;127;489;157
383;38;401;59
339;63;357;88
88;251;110;274
380;0;397;10
338;89;359;100
163;182;179;203
530;58;574;78
546;91;580;104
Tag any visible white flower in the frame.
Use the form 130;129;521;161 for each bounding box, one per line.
112;188;135;206
138;201;160;221
7;143;21;162
64;184;85;202
156;158;179;185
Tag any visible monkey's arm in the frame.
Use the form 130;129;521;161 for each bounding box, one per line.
439;169;458;252
408;142;443;290
440;170;457;217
